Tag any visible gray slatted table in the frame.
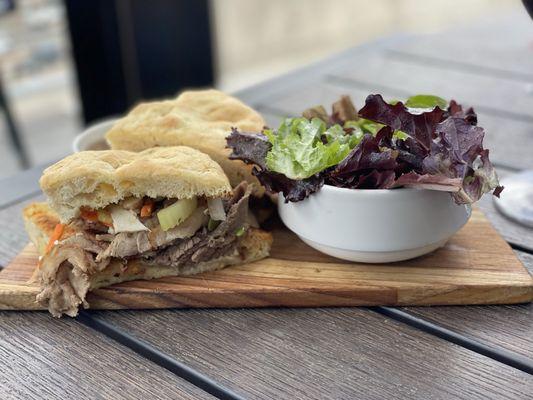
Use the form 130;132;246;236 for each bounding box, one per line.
1;11;532;400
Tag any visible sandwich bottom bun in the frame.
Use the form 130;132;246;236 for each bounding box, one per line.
23;202;272;317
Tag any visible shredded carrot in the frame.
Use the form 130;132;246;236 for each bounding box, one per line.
80;208;98;222
140;200;154;218
44;223;65;255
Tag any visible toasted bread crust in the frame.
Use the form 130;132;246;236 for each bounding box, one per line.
23;201;272;316
105;89;266;196
23;203;76;255
40;146;232;222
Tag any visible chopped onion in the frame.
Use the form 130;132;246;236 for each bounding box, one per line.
109;205;149;233
157;197;197;231
149;206;207;246
207;198;226;221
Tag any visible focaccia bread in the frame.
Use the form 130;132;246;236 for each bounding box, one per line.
105;89;266;196
40;146;231;223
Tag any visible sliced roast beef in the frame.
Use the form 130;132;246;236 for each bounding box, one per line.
71;218;109;234
96;231;152;261
150;182;252;267
93;206;208;261
95;234;114;242
151;231;207;266
191;183;250;263
61;234;107;255
37;243;98;317
71;183;249;266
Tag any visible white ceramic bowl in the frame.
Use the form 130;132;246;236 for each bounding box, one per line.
72;118;118;152
278;185;471;263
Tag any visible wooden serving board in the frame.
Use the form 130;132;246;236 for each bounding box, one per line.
0;209;532;311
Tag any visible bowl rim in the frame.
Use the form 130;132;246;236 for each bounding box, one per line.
72;117;118;152
307;184;425;197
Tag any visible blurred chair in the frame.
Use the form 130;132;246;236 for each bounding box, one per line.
0;73;28;168
64;0;214;125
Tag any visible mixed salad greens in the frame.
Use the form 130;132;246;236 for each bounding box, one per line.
227;94;503;204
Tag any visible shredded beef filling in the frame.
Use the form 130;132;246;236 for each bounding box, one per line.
96;231;152;261
37;183;253;316
150;183;250;267
86;182;251;266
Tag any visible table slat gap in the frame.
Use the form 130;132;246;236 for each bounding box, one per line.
372;306;533;374
77;311;246;400
383;49;533;83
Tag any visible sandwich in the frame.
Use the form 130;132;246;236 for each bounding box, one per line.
26;146;272;317
105;89;266;197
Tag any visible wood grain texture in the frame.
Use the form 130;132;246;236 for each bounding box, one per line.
94;307;533;400
1;209;532;312
0;312;213;400
402;252;533;360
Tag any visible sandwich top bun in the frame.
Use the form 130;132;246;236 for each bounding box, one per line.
40;146;232;222
105;89;266;196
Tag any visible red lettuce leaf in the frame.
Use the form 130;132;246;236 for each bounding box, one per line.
303;95;358;126
358;94;501;203
227;128;271;170
329;169;397;189
332;131;397;174
329;129;398;189
359;94;445;153
420;117;502;203
254;170;324;202
330;95;358;125
447;100;477;125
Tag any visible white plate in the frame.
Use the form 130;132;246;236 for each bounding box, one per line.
493;170;533;228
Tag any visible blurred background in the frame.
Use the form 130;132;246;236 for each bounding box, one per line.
0;0;522;179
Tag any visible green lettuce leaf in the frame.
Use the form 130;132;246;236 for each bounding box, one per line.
325;124;362;148
345;119;408;141
405;94;447;110
264;118;351;180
